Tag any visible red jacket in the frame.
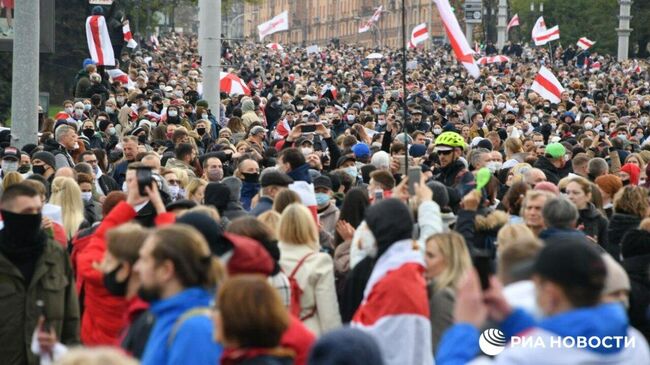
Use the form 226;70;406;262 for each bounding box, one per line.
281;316;316;365
77;201;175;345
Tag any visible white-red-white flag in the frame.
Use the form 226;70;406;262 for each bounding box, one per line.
532;16;560;46
477;55;511;65
408;23;429;49
106;69;135;90
359;6;384;33
258;11;289;41
289;181;318;224
507;14;520;32
434;0;479;78
122;21;138;49
530;66;565;104
352;240;433;365
576;37;595;51
85;15;115;66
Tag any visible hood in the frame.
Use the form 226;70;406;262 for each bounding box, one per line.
241;98;255;113
534;155;559;173
223;232;274;276
204;182;231;211
149;287;213;317
221;176;243;202
365;199;413;258
540;303;629;355
474;210;509;231
287;163;312;183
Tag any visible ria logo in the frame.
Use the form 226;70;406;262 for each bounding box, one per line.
479;328;506;356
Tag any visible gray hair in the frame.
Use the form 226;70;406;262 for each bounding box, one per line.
55;125;74;142
370;150;391;170
543;197;578;230
588;157;609;178
469;148;490;169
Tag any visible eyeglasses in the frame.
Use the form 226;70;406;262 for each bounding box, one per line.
437;150;454;155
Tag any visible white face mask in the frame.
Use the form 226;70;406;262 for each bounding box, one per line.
433;128;443;135
301;147;313;157
584;123;593;130
486;161;502;173
1;160;18;173
168;185;180;198
202;113;208;120
378;119;386;125
534;141;544;147
74;109;84;117
168;110;178;117
105;106;114;114
81;192;92;202
65;107;74;114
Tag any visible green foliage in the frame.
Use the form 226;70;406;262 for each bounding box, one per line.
510;0;619;55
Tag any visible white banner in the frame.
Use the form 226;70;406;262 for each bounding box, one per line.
258;11;289;41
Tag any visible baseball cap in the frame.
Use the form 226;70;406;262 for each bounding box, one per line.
313;175;333;191
260;170;293;187
545;143;566;159
409;144;427;158
351;143;370;159
336;155;356;168
250;125;268;136
534;239;606;293
2;147;19;161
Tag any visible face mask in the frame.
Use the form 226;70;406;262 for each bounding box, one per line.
433;128;443;135
242;172;260;184
315;192;330;207
301;147;313;156
106;106;114;114
116;96;126;105
74;109;84;117
196;127;206;136
486;161;503;174
107;127;117;136
618;134;628;141
497;102;506;109
344;166;358;179
534;141;544;147
168;110;178;117
378;118;386;125
205;168;223;182
2;160;18;173
64;106;74;114
174;91;183;98
201;113;208;120
0;210;43;246
636;133;644;140
622;179;630;186
31;164;46;176
297;105;303;111
169;80;177;86
602;117;610;123
584;123;593;130
168;185;180;198
82;128;95;138
372;108;380;114
347;114;356;122
550;123;557;129
81;191;92;202
84;104;92;111
103;264;128;297
138;134;147;144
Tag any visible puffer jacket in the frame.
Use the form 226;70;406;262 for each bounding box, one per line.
607;213;642;260
577;203;609;248
456;209;509;258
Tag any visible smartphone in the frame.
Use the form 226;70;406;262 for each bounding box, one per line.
408;167;421;196
36;299;50;332
136;167;154;196
473;254;494;291
374;190;384;201
301;124;317;133
598;130;606;137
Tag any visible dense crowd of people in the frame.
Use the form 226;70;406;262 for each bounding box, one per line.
1;29;650;365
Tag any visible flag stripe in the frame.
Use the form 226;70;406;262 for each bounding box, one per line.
89;16;104;65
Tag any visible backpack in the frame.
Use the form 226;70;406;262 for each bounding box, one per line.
287;252;317;321
167;307;212;347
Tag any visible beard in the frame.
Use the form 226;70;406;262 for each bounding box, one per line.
138;284;163;303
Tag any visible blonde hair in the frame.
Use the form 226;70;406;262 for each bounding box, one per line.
182;205;221;221
505;137;524;155
509;163;532;184
258;210;281;239
54;346;139;365
278;203;318;249
496;224;537;253
426;232;472;290
50;177;85;239
2;171;23;191
169;168;190;188
185;178;207;200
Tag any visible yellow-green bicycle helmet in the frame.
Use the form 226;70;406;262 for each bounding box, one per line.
435;131;466;149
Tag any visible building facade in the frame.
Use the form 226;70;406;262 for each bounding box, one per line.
241;0;445;48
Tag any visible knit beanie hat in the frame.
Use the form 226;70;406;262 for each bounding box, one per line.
595;174;623;198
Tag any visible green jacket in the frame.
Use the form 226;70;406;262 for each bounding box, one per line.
0;240;80;365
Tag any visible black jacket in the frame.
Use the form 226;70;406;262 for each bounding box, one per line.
607;213;642;260
533;156;562;185
623;254;650;341
339;256;374;324
577;203;609;249
433;159;467;189
98;174;120;195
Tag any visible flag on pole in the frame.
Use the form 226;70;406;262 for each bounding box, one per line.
576;37;595;51
85;15;115;66
122;21;138;49
106;69;135;90
530;66;565;104
351;240;433;365
507;14;520;32
258;11;289;41
531;16;560;46
408;23;429;48
433;0;480;78
359;6;383;33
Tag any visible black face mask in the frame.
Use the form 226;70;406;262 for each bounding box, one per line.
196;127;206;136
622;179;631;186
0;210;45;259
103;264;128;297
138;134;147;144
82;128;95;138
18;164;31;174
242;172;260;184
32;165;46;176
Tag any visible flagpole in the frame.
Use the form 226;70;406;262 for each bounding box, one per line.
402;0;409;184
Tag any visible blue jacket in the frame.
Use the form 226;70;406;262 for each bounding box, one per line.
251;196;274;216
436;303;645;364
287;163;312;183
112;160;130;187
141;288;222;365
241;182;261;211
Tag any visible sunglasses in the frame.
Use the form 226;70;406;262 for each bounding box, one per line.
437;150;454;155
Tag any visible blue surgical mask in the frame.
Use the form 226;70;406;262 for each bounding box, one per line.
315;193;330;207
344;166;358;179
